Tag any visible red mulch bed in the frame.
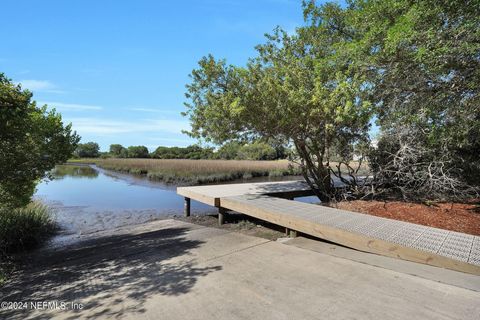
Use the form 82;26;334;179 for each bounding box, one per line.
333;200;480;236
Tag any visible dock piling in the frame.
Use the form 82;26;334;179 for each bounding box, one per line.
184;197;191;217
218;207;227;225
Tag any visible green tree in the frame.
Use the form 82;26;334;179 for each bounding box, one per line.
183;3;372;200
0;74;79;207
109;144;127;157
269;139;288;160
348;0;480;199
74;142;100;158
127;145;149;158
184;145;214;159
237;142;277;160
151;146;171;159
215;141;242;160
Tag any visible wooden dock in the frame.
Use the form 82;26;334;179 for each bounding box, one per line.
177;181;480;275
178;180;315;207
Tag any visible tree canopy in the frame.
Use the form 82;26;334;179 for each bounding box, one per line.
184;2;372;200
350;0;480;199
126;146;150;158
184;0;480;201
74;142;100;158
0;74;79;207
109;144;128;157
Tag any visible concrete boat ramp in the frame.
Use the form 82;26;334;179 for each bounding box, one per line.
178;180;480;275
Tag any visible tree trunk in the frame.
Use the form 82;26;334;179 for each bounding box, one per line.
294;139;334;202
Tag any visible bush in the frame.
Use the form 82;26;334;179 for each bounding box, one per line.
368;129;479;201
0;202;56;256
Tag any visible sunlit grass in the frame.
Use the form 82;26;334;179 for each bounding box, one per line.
70;158;302;184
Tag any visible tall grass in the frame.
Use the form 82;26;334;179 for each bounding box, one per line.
0;202;56;255
83;159;302;185
0;202;56;285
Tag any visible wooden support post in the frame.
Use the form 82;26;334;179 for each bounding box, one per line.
285;227;290;236
184;197;191;217
289;230;298;238
218;207;227;225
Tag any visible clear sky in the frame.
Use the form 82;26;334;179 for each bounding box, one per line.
1;0;312;151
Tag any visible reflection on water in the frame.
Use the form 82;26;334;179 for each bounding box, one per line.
38;165;215;211
51;165;98;179
35;164;314;246
35;164;214;242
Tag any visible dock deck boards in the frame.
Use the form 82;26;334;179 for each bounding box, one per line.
177;181;480;275
177;180;314;207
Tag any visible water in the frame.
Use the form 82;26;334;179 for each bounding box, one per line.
37;165;209;211
34;165;214;242
35;164;315;245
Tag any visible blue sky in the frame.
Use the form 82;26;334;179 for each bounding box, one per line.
1;0;311;151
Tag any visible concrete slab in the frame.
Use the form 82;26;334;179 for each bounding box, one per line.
221;195;480;274
1;219;479;320
284;236;480;292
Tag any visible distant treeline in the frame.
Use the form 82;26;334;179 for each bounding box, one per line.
73;141;289;161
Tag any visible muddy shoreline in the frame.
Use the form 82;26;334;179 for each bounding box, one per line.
37;164;299;248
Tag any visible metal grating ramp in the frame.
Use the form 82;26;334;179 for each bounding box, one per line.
220;195;480;274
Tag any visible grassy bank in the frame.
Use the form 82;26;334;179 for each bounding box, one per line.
0;202;56;285
69;158;302;184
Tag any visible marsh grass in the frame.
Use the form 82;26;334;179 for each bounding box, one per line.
0;202;56;255
0;202;56;285
77;159;302;184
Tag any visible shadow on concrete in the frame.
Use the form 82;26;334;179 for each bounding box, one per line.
221;213;287;234
0;226;221;319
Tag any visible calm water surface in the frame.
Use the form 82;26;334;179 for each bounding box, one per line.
34;165;213;242
36;165;210;211
34;164;315;245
